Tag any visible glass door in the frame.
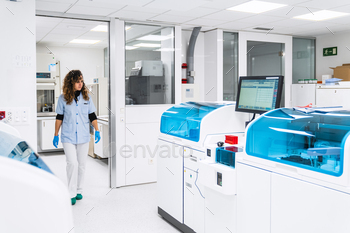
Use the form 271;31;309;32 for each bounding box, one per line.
247;41;285;106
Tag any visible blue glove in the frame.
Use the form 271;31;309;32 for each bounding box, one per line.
53;135;59;148
95;131;101;144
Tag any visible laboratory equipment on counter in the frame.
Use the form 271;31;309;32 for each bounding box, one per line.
0;122;74;233
126;60;165;105
36;71;55;83
37;82;55;114
157;101;249;233
236;107;350;233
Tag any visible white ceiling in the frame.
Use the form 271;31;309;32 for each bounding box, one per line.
36;0;350;48
36;17;109;48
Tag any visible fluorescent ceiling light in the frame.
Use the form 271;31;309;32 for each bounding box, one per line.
134;43;161;48
126;46;138;50
91;25;108;32
137;35;172;41
227;1;286;14
294;10;349;21
154;48;175;52
69;39;100;44
125;26;131;30
67;25;85;29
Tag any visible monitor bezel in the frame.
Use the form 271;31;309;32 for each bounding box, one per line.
235;75;284;114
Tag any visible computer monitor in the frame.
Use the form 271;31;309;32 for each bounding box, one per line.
235;76;284;114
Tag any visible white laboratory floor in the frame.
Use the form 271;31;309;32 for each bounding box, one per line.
39;152;180;233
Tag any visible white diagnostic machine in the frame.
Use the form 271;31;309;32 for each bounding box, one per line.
0;122;74;233
157;101;248;233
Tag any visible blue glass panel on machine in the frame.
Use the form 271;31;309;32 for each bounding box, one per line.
245;108;350;176
160;102;229;142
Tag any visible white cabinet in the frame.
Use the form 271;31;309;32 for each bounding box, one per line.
38;118;63;151
94;122;103;157
184;149;205;233
94;120;108;158
316;87;350;108
157;139;184;224
292;85;350;108
291;84;316;107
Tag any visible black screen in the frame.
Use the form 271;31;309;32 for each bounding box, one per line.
235;76;284;114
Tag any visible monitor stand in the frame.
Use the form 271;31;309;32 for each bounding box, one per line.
245;113;256;128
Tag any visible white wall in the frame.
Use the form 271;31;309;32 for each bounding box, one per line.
316;31;350;80
0;0;37;150
36;46;105;85
182;30;205;101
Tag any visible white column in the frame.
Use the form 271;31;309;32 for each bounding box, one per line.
109;18;126;188
204;29;223;101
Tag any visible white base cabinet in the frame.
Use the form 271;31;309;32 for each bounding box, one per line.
38;118;63;151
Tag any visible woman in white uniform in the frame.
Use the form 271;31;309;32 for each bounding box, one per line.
53;70;101;205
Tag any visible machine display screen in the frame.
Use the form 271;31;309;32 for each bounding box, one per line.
235;76;284;114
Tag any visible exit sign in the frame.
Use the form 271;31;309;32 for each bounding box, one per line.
323;47;337;56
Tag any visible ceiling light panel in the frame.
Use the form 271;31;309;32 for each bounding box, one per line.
133;43;161;48
69;39;100;44
91;25;108;32
294;10;349;21
136;35;172;41
126;46;138;50
227;1;287;14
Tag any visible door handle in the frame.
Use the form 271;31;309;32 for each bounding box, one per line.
190;155;197;162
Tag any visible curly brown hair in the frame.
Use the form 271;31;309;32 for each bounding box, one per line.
62;70;89;105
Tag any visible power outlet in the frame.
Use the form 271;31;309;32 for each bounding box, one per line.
148;158;154;165
7;110;13;123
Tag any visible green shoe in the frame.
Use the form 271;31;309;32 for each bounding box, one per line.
71;197;76;205
76;194;83;200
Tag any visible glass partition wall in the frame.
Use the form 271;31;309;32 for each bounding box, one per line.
247;41;285;107
292;38;315;84
125;23;175;105
223;32;239;101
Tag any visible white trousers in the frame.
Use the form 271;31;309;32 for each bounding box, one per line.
62;142;89;198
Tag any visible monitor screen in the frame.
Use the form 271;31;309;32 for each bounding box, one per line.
235;76;284;114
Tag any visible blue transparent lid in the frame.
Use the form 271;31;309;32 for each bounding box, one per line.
160;102;230;142
246;108;350;176
0;131;53;174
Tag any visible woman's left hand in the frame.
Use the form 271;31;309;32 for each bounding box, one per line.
95;131;101;143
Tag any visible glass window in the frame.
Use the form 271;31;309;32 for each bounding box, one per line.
247;41;285;107
247;41;284;76
125;23;175;105
223;32;238;101
292;38;315;84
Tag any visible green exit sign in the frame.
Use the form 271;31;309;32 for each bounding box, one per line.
323;47;337;56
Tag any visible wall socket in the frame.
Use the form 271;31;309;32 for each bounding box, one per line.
0;108;27;125
148;158;154;165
